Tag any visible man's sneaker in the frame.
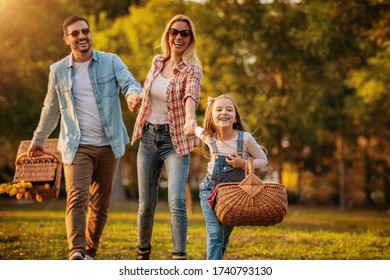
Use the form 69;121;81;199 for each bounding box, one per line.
69;251;84;260
84;255;94;260
136;246;151;260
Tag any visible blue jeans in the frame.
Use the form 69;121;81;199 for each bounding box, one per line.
137;122;189;254
200;174;234;260
199;150;245;259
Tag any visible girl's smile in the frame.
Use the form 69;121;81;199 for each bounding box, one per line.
212;98;237;134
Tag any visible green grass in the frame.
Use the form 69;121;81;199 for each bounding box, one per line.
1;199;389;260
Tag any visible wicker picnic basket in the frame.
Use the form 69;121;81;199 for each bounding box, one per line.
13;139;62;198
212;157;288;227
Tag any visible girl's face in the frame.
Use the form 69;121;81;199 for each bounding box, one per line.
211;98;237;130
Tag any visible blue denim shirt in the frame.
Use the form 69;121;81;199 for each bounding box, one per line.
32;50;141;164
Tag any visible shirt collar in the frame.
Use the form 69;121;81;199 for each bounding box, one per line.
67;49;96;68
155;55;187;72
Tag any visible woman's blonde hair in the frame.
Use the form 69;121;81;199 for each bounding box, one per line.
157;14;202;68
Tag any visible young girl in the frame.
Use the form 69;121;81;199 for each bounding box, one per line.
195;94;268;260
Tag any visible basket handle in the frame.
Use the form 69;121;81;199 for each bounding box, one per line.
247;157;254;174
239;157;265;197
15;151;60;165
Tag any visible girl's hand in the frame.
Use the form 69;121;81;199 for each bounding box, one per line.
184;119;196;136
226;152;246;169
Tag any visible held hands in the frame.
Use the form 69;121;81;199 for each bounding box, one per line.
183;119;197;136
226;152;246;169
126;92;142;112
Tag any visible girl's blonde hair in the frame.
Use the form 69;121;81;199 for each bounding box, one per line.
157;14;202;68
202;94;250;158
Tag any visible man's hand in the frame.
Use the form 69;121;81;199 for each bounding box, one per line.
126;92;142;112
27;144;45;157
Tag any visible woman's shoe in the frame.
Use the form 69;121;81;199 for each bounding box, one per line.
136;245;151;260
172;252;187;260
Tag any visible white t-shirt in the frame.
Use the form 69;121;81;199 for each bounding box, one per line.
195;127;268;174
73;60;110;146
147;73;170;124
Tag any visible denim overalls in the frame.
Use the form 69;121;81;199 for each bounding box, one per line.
199;130;245;260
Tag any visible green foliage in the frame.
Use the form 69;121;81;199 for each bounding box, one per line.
75;0;145;19
346;42;390;104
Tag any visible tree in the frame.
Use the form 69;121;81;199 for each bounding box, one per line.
295;0;390;208
0;0;81;181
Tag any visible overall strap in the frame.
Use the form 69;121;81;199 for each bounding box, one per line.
211;131;244;155
237;130;244;155
210;136;218;154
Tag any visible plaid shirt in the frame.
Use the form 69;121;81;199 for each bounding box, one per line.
131;55;202;156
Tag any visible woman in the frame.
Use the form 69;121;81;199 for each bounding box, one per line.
130;14;202;260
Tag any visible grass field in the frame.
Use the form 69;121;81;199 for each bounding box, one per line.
1;198;389;260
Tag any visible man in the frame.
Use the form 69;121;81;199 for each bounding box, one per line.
28;15;141;260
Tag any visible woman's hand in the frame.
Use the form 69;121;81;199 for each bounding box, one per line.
183;119;196;136
226;152;246;169
184;98;197;136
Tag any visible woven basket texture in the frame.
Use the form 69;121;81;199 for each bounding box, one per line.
13;139;62;198
214;157;288;226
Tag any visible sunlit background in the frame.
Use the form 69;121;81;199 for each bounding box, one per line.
0;0;389;209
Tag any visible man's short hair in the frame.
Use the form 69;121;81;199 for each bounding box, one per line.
62;15;89;35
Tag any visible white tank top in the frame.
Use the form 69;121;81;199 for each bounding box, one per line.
147;73;170;124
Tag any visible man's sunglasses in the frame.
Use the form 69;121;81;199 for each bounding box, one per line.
168;28;191;38
67;28;91;38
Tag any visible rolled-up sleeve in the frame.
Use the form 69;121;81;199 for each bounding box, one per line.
183;65;202;107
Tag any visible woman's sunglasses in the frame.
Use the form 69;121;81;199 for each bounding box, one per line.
168;28;192;38
67;28;91;38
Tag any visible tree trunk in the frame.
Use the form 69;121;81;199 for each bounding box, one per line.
111;157;127;202
385;164;390;208
296;161;304;203
363;142;374;207
277;128;284;185
337;133;346;210
278;145;283;184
